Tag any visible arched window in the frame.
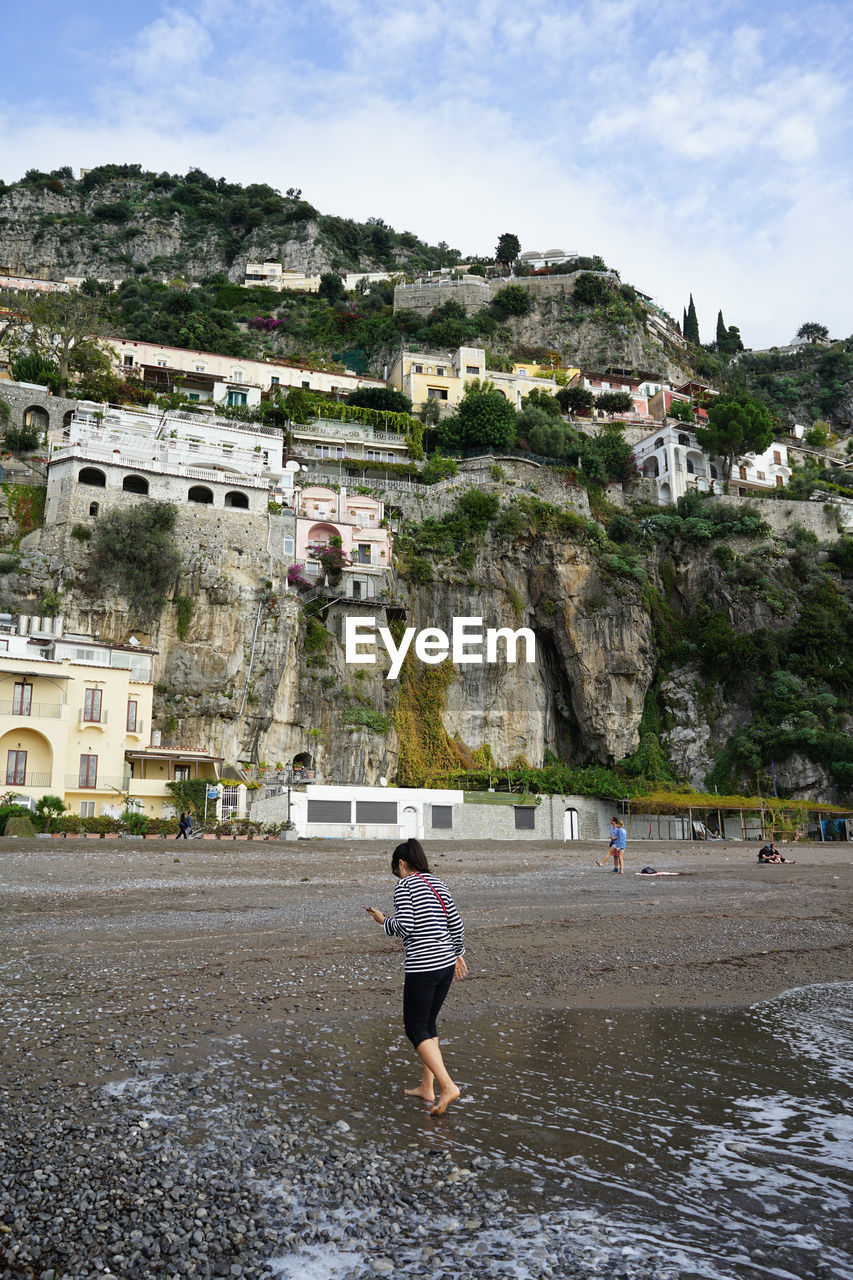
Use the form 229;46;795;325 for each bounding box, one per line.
224;490;249;509
654;437;664;448
122;474;149;495
188;485;214;504
678;433;690;446
686;458;695;474
89;501;100;517
710;465;718;480
62;409;75;429
283;535;295;557
78;467;106;487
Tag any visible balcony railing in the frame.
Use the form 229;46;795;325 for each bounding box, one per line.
0;701;66;719
78;709;109;728
64;774;129;791
4;771;53;788
126;719;145;737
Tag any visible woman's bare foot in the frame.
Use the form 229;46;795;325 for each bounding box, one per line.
429;1085;461;1116
405;1085;436;1101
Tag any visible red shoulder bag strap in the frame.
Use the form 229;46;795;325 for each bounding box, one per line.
414;872;448;917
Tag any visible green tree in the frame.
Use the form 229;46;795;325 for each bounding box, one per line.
719;324;744;355
556;385;594;416
573;273;612;307
495;233;521;268
318;272;346;304
438;380;517;453
490;284;532;319
35;795;65;832
667;398;694;423
694;392;774;481
684;294;700;345
10;351;58;386
716;310;727;347
797;322;829;344
595;391;633;414
91;501;182;618
0;288;108;395
347;387;412;413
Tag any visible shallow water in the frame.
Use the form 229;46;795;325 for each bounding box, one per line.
263;982;853;1279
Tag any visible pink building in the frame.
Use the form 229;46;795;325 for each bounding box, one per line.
294;487;392;600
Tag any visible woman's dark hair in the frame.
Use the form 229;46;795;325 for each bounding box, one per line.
391;838;430;875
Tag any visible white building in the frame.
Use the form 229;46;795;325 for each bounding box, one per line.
45;405;294;520
112;339;385;401
633;425;791;505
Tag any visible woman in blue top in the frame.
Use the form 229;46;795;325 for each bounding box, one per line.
613;819;627;873
367;838;467;1115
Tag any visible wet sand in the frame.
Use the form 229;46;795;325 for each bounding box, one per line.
2;836;852;1071
2;836;852;1278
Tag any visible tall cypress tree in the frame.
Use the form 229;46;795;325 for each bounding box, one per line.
684;294;700;345
682;306;688;336
716;310;727;346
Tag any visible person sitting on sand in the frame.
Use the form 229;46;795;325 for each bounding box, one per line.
366;838;467;1117
758;842;795;863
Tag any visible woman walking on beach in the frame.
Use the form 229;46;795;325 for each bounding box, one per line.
367;838;467;1116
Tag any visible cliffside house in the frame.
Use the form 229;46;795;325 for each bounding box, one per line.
571;371;651;419
289;411;412;473
45;406;293;522
516;249;578;270
388;344;568;414
0;615;219;819
294;486;392;601
111;339;385;402
244;262;395;293
633;425;791;505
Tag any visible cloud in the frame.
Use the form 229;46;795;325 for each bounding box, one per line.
0;0;851;346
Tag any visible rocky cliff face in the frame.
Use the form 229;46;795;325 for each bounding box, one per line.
9;466;850;802
0;180;338;282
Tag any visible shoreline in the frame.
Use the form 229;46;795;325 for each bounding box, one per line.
2;837;851;1280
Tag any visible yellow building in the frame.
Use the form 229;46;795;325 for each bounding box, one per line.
0;617;219;818
388;345;578;414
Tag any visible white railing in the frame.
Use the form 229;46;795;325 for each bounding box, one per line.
294;421;405;444
51;445;270;489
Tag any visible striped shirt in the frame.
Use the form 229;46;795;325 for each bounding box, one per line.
383;872;465;973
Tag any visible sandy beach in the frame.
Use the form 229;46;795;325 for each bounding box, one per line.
2;837;852;1280
2;836;851;1070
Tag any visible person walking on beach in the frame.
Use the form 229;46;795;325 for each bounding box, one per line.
597;816;619;868
613;819;627;873
366;838;467;1116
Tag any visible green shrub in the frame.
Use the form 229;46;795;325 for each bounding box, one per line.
342;705;392;732
90;501;181;618
70;523;92;542
0;554;21;573
5;815;36;837
403;556;434;583
0;804;36;834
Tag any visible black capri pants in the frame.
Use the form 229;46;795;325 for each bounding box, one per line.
403;964;455;1048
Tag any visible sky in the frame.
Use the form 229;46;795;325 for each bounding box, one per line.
0;0;851;348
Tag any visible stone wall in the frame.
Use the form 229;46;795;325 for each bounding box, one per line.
714;493;843;542
392;277;492;317
44;455;273;523
0;383;90;434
